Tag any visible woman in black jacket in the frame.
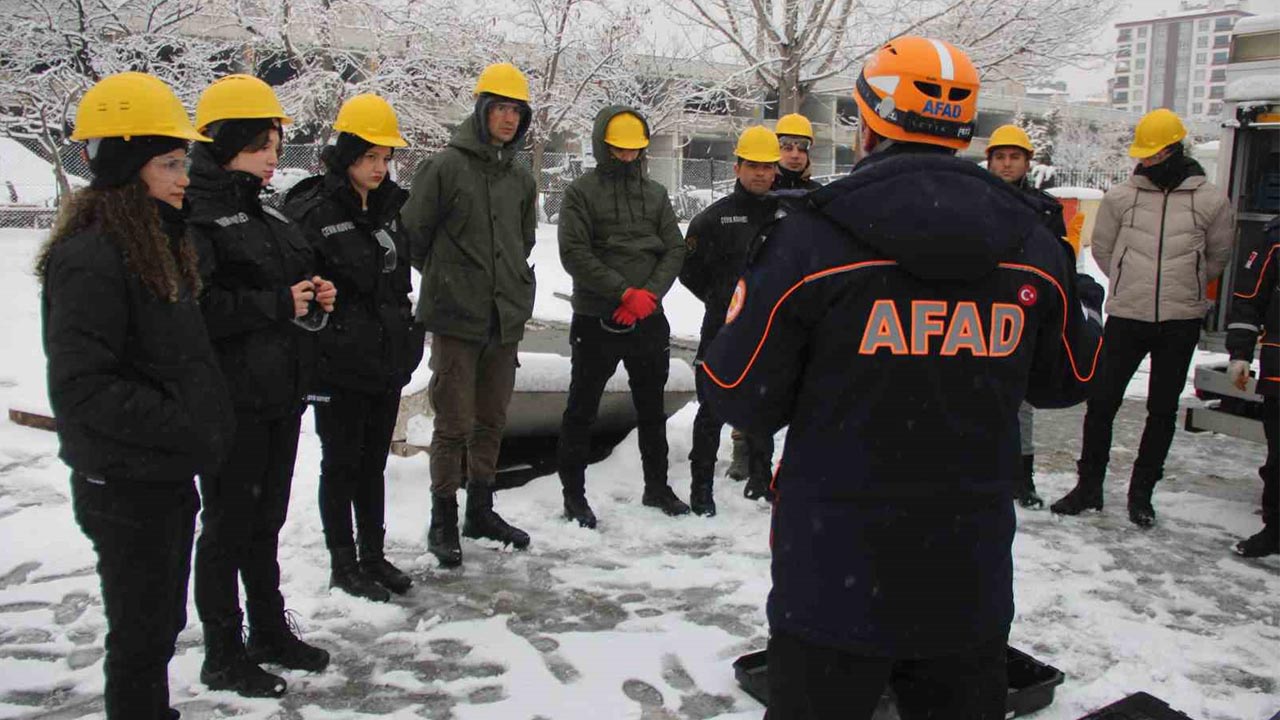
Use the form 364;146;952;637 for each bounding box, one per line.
39;72;235;720
186;74;334;698
283;94;424;601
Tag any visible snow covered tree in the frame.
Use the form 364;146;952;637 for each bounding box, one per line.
1013;108;1058;164
0;0;230;199
665;0;1122;117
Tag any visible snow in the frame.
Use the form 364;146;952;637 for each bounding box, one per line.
1231;14;1280;36
1047;187;1105;201
1225;75;1280;103
1;226;1277;719
0;140;85;207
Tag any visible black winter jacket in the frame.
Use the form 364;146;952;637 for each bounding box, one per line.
187;143;321;418
42;202;236;483
1015;177;1068;242
679;182;779;357
701;146;1105;657
774;166;823;191
284;172;425;394
1227;217;1279;397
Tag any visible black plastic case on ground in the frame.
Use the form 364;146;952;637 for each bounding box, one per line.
1076;692;1199;720
732;646;1065;718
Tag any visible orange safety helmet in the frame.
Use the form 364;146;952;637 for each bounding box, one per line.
853;36;980;151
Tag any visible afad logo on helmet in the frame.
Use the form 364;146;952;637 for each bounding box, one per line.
921;99;964;119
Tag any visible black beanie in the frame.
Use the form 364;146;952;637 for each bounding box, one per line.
207;118;279;166
88;135;187;190
320;132;375;172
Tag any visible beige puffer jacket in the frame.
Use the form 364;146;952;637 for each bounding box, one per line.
1091;173;1234;322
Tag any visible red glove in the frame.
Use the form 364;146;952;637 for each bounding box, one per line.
621;288;658;320
612;305;638;326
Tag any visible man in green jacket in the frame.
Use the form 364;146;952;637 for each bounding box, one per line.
556;106;688;529
405;62;538;566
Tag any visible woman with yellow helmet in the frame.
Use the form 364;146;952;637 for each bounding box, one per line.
38;71;235;720
185;74;333;698
282;94;423;602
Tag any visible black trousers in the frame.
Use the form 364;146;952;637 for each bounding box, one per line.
1262;396;1278;528
72;472;198;720
558;313;671;490
314;389;401;551
194;409;302;628
765;630;1007;720
1079;317;1202;480
690;395;774;483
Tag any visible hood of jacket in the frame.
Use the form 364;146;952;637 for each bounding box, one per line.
284;171;408;228
451;97;531;168
186;142;266;214
591;105;649;180
810;145;1042;282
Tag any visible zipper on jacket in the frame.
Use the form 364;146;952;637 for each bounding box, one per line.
1195;250;1203;302
1116;247;1128;289
1155;191;1170;323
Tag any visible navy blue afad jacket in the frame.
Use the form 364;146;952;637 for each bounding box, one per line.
701;146;1104;657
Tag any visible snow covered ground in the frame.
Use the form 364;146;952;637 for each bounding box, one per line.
1;226;1277;719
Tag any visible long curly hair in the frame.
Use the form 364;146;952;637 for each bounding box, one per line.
35;180;201;302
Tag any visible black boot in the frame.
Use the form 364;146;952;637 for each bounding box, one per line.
727;432;749;481
743;452;775;502
427;493;463;568
358;531;412;594
690;463;716;517
1051;461;1105;516
1015;454;1045;509
1235;524;1279;558
563;492;598;529
200;616;287;698
246;613;330;672
463;485;531;549
1127;468;1160;528
642;484;691;516
329;547;390;602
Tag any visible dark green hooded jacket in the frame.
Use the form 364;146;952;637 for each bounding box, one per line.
405;104;537;345
558;106;685;318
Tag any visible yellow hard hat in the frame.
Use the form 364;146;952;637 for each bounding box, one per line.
195;74;292;131
775;113;814;141
474;63;530;102
333;94;407;148
604;112;649;150
71;72;208;142
987;125;1034;155
1129;108;1186;159
735;126;782;163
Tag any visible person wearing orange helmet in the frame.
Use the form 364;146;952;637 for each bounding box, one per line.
698;37;1104;717
1051;109;1233;528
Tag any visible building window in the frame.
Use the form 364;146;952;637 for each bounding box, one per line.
1214;34;1230;48
1115;75;1130;88
1213;51;1229;65
1193;102;1204;115
1194;68;1205;81
1198;19;1210;31
1135;74;1145;86
1197;35;1208;49
1196;52;1207;65
1118;28;1132;42
1209;102;1222;116
1114;91;1129;103
1214;16;1233;32
1133;89;1145;103
1194;86;1206;97
1137;42;1147;54
1135;58;1146;70
1117;45;1132;59
1211;68;1226;82
1210;85;1224;99
1138;27;1147;38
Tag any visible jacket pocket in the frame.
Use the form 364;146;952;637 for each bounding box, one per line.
1114;247;1128;289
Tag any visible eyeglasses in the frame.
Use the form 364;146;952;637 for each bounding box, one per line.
780;139;811;152
374;228;397;273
